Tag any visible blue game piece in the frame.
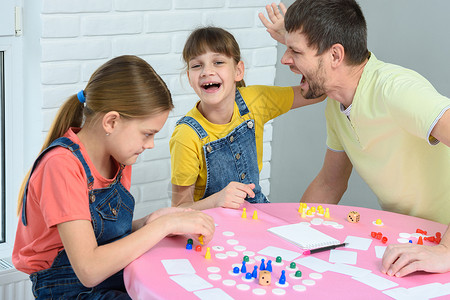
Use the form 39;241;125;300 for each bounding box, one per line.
241;261;247;273
186;243;192;250
266;260;272;272
409;240;413;243
260;258;265;271
245;272;252;279
233;267;240;274
279;270;286;285
252;265;258;278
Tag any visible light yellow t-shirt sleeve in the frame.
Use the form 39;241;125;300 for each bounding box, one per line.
169;124;201;186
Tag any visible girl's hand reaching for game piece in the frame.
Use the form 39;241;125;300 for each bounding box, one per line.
214;182;256;209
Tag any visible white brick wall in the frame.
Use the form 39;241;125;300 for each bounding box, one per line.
38;0;280;218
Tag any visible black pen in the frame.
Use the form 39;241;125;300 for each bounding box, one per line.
302;242;348;255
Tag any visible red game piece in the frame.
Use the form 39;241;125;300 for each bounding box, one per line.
376;232;382;240
371;232;377;238
195;245;202;252
436;232;441;238
436;237;441;244
417;236;423;245
428;236;435;242
381;236;388;244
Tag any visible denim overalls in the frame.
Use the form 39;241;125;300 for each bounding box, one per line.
21;137;133;299
177;89;268;203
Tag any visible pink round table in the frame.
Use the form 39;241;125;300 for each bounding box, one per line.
124;202;449;299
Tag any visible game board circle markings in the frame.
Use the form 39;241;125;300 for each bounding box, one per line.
207;266;221;273
275;282;289;288
333;224;344;229
234;245;246;251
208;274;222;280
252;288;266;295
302;279;316;286
212;245;225;251
272;288;286;295
227;239;239;245
223;279;236;286
226;251;238;257
223;231;235;236
236;284;250;291
399;233;411;238
397;238;409;243
311;218;323;225
243;251;255;257
215;253;228;259
293;285;307;292
309;273;322;279
289;273;302;279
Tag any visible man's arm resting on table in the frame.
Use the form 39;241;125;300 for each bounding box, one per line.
431;109;450;147
301;149;353;204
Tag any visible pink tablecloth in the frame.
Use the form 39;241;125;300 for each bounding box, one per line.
124;202;449;299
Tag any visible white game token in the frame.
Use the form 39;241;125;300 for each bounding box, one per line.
215;253;228;259
212;246;225;251
286;265;298;272
310;218;323;225
207;266;220;273
309;273;322;279
397;238;409;244
399;233;411;238
223;279;236;286
333;224;344;229
272;288;286;295
302;279;315;286
226;251;238;257
289;273;302;279
299;222;311;226
223;231;235;236
252;288;266;295
275;282;289;288
293;285;307;292
323;221;337;226
243;251;255;257
227;239;239;245
236;284;250;291
234;245;246;251
208;274;222;281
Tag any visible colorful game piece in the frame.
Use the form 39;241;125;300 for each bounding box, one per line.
371;232;377;238
295;270;302;278
289;262;296;269
374;218;383;226
279;270;286;285
409;240;412;243
243;255;249;262
205;247;211;259
298;204;303;213
376;232;382;240
241;261;247;273
266;260;272;272
198;235;204;245
418;236;423;245
301;210;307;218
258;270;271;286
186;243;192;250
241;208;247;219
324;208;330;218
381;236;388;244
245;272;252;279
252;266;258;278
260;258;266;271
347;211;360;223
187;238;193;245
252;210;258;220
306;210;312;216
195;245;202;252
233;267;240;274
311;206;316;212
276;256;282;263
436;232;442;238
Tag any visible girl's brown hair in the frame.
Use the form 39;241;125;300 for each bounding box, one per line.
17;55;173;214
182;26;246;88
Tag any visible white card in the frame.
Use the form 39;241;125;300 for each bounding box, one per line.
329;263;372;278
352;272;398;290
162;259;195;275
294;256;333;273
374;246;386;259
170;274;213;292
258;246;302;261
344;236;372;251
194;288;234;300
329;249;357;265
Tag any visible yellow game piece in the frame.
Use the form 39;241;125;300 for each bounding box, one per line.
301;209;307;218
252;210;258;220
375;219;382;225
324;207;330;218
241;208;247;219
318;205;323;210
311;206;316;212
306;210;312;216
298;204;303;213
205;247;211;259
198;235;204;245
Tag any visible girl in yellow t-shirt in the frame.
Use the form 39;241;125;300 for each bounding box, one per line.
170;27;325;210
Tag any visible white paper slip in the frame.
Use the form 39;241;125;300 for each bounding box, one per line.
268;222;340;250
352;273;398;291
170;274;213;292
194;288;234;300
258;246;302;261
161;259;196;275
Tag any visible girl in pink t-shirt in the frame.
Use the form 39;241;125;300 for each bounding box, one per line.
13;55;215;299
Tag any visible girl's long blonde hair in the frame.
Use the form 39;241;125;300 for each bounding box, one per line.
17;55;173;214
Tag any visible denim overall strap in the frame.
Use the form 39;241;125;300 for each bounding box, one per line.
176;116;208;139
235;89;250;116
21;137;94;226
27;137;134;299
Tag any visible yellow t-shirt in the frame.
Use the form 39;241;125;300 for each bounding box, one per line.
325;53;450;224
170;85;294;201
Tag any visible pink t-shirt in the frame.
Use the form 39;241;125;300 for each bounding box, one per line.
12;128;132;274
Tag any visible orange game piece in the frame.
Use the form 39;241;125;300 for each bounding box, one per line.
417;236;423;245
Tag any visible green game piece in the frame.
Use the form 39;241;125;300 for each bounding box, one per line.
276;256;282;263
295;270;302;277
290;262;296;269
243;255;249;262
187;238;193;245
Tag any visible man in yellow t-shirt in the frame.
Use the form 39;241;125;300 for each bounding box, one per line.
260;0;450;278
